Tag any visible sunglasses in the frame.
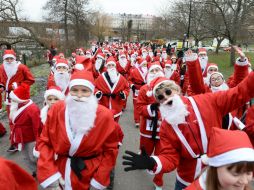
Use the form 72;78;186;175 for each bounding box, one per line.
156;89;172;100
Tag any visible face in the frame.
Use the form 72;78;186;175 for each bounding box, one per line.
4;57;14;63
199;53;207;58
47;95;59;107
149;67;162;74
217;165;253;190
171;57;177;62
56;66;68;73
70;85;92;98
210;73;224;87
208;67;218;74
155;87;177;104
107;63;116;69
165;66;171;70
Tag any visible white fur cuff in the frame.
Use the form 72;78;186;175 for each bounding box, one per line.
235;57;248;66
184;53;198;62
90;178;107;189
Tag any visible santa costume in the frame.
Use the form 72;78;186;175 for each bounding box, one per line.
95;57;130;122
92;53;107;79
163;60;180;85
185;128;254;190
116;51;131;79
37;71;119;190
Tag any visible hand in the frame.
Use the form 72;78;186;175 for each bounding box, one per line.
233;46;245;60
131;85;136;93
95;91;102;99
45;177;65;190
122;147;156;171
119;91;126;100
150;103;159;112
184;49;193;56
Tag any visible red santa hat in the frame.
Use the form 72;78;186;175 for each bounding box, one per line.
198;48;207;55
137;57;147;66
59;52;65;58
119;52;126;58
142;48;147;53
162;48;167;53
3;49;16;60
86;50;92;55
105;56;116;67
146;77;170;97
96;53;105;60
148;61;162;72
202;127;254;167
75;56;89;64
207;63;218;72
9;84;30;103
44;86;65;100
69;71;95;92
55;58;69;68
164;60;173;67
156;50;161;55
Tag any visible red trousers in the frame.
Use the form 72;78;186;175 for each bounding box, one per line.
132;98;140;124
140;136;164;187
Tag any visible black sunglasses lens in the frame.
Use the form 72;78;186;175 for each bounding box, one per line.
157;94;164;100
165;89;172;95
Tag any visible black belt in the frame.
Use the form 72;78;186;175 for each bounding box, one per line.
68;154;98;180
103;93;116;99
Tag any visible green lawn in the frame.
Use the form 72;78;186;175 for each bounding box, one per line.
208;52;254;79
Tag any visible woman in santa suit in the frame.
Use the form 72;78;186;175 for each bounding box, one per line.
37;71;119;190
185;128;254;190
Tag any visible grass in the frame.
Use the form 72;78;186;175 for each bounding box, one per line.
208;52;254;79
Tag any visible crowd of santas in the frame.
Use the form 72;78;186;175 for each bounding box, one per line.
0;41;254;190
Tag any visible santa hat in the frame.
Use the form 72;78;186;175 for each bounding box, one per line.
59;52;65;58
202;127;254;167
198;48;207;55
103;47;111;55
156;50;161;55
69;71;95;92
3;49;16;60
105;56;116;67
164;60;173;67
162;48;167;53
171;54;177;59
137;57;147;66
207;63;218;71
119;52;126;58
9;84;30;103
146;77;170;97
71;52;76;57
44;86;65;101
55;58;69;68
209;72;224;82
96;53;105;60
142;48;147;53
86;50;92;55
75;56;89;64
148;61;162;72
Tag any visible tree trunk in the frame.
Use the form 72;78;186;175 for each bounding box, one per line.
64;0;69;54
215;37;224;54
230;46;236;66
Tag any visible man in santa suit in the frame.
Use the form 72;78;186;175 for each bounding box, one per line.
141;48;152;62
123;63;254;189
164;60;180;85
92;53;107;79
197;48;213;77
135;62;165;190
116;52;131;79
161;48;168;63
128;57;148;128
37;71;119;190
0;157;38;190
0;49;34;139
47;58;70;95
8;84;41;176
94;57;130;123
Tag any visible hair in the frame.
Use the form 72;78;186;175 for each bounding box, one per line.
206;162;254;190
155;81;181;95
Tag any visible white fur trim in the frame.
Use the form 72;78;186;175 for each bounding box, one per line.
97;55;105;60
9;91;28;103
149;65;162;72
44;89;65;100
69;79;95;92
33;147;40;158
106;61;116;66
114;111;122;118
208;148;254;167
207;65;218;71
90;178;107;189
12;82;18;89
152;80;168;97
235;57;248;66
40;172;62;188
185;53;198;62
3;54;16;60
233;117;246;130
74;63;84;70
147;105;155;117
146;90;153;97
147;156;162;175
56;63;69;68
40;105;49;124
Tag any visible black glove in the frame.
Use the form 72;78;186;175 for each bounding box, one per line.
119;91;126;100
95;91;102;99
131;85;136;93
122;147;156;171
110;93;116;99
150;103;159;112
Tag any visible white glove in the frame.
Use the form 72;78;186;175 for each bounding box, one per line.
45;177;65;190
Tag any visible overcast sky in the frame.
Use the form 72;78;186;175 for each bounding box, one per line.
20;0;167;21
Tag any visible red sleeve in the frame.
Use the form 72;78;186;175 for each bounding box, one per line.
19;65;35;86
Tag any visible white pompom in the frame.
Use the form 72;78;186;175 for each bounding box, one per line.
146;90;153;97
201;154;209;165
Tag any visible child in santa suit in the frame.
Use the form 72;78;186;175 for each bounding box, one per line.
185;128;254;190
9;84;42;175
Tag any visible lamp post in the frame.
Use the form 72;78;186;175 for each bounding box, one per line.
186;0;193;49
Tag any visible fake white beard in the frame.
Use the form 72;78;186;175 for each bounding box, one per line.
146;71;165;85
159;94;189;126
142;53;148;59
149;52;154;57
162;53;167;60
211;82;229;92
3;61;19;78
108;68;118;84
40;105;49;124
86;54;91;58
199;56;208;71
9;101;19;120
95;59;103;71
54;71;70;91
119;58;128;68
66;95;98;135
164;68;173;79
140;66;148;75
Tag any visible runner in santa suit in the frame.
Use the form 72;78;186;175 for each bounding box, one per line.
94;57;130;123
116;51;131;79
128;58;148;128
37;71;119;190
164;60;180;85
123;57;254;190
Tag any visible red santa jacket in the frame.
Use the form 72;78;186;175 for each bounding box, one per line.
136;85;161;139
151;71;254;186
92;65;107;79
37;102;118;190
116;60;131;78
184;171;206;190
95;72;130;118
128;67;146;98
10;100;42;147
0;63;35;102
0;157;38;190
